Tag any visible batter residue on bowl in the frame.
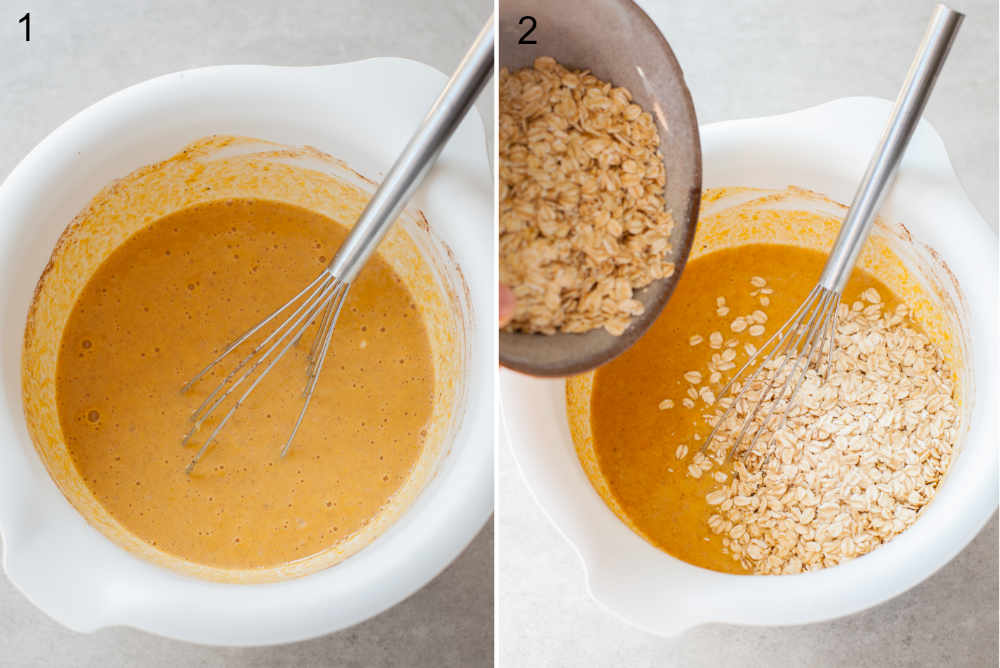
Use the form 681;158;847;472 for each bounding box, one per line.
569;188;961;575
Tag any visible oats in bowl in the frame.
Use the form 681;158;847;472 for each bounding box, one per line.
568;188;963;576
692;287;958;574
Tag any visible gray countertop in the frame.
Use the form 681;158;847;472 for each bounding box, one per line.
498;0;998;666
0;1;492;666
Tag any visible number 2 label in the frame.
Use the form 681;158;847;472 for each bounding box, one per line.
518;16;537;45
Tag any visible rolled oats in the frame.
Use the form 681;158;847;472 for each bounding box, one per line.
684;370;703;384
499;57;675;335
695;296;958;575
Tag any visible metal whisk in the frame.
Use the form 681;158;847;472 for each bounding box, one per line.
180;18;494;473
701;5;962;465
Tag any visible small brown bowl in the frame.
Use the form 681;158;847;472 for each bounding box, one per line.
498;0;702;377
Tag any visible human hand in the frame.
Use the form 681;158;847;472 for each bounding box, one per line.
499;284;515;328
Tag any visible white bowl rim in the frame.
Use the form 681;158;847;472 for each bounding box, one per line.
501;96;998;637
0;57;493;645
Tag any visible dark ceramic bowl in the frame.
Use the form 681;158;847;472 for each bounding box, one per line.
499;0;702;376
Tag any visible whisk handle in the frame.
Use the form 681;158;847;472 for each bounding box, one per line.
818;4;962;294
326;16;495;283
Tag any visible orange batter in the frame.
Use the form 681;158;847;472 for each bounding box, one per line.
580;243;898;573
55;198;434;570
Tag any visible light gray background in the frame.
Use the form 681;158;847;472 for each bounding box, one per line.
0;1;492;667
498;0;998;666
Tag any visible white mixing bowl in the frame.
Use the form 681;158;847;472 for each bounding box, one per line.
0;58;493;645
501;97;997;636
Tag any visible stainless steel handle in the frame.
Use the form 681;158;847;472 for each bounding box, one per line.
327;16;495;282
818;4;963;293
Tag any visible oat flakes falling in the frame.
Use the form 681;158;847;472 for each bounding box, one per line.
499;57;675;336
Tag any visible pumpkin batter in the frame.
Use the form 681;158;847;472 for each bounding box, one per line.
55;198;435;570
579;243;899;573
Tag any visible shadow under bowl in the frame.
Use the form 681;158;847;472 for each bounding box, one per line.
498;0;702;377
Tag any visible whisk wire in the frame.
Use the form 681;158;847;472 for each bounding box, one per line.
284;283;349;458
740;289;838;464
699;285;841;466
306;290;337;369
182;272;335;443
180;271;331;397
184;272;336;428
305;295;337;393
701;285;821;458
183;272;343;473
822;298;839;382
723;286;828;462
754;292;840;471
